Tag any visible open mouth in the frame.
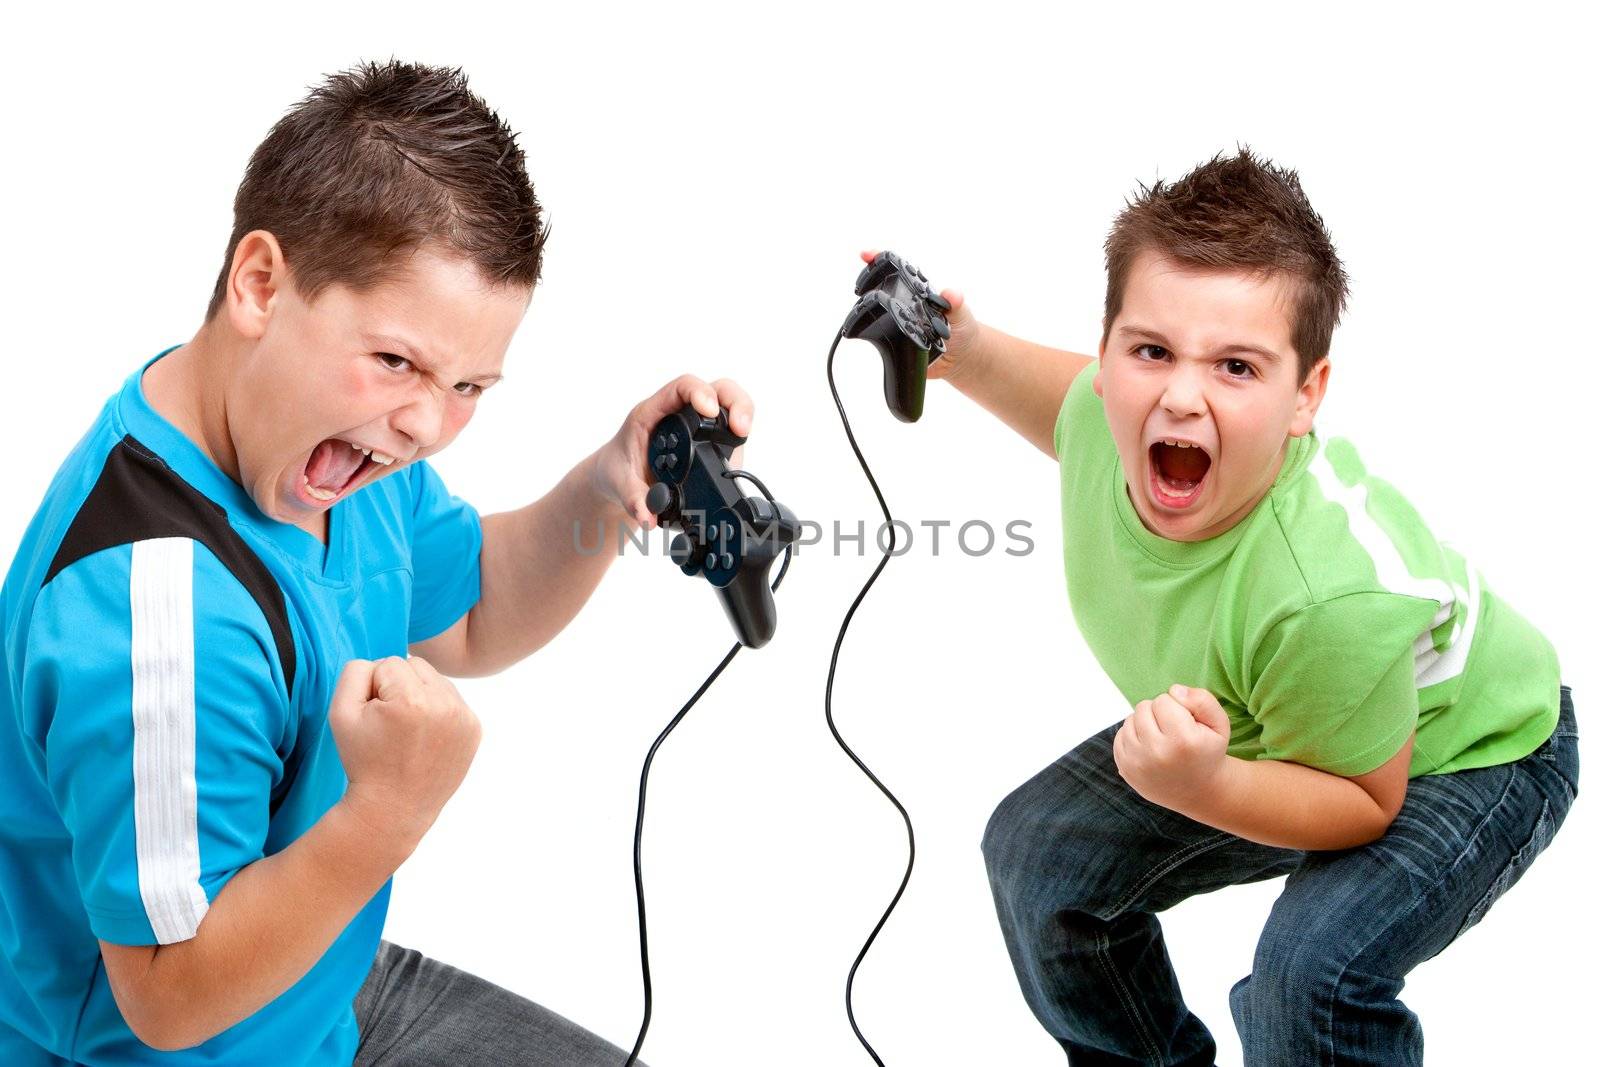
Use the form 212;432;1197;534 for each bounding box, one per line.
298;438;395;506
1147;440;1212;510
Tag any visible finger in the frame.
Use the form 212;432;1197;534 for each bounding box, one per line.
860;249;879;263
667;374;719;419
330;658;378;713
1129;701;1156;746
639;375;716;424
939;286;966;313
1171;683;1231;736
709;377;754;436
408;654;461;699
372;655;421;703
1150;694;1194;736
406;654;446;688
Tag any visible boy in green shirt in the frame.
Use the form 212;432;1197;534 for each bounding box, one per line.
912;149;1577;1063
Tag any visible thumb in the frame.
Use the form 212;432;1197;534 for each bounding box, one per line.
1171;684;1230;738
328;658;378;729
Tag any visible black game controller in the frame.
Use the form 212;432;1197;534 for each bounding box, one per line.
841;250;952;423
643;404;799;649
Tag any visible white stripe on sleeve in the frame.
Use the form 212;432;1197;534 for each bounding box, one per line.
129;537;210;944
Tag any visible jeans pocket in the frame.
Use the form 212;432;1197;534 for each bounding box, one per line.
1451;797;1558;943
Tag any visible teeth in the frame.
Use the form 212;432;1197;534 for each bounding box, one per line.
370;451;396;466
303;477;338;502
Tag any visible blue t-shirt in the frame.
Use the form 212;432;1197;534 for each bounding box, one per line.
0;349;483;1064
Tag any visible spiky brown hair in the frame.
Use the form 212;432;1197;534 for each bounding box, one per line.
1102;147;1348;383
206;60;547;318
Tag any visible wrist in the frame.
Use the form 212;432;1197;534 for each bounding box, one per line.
330;789;424;871
1163;754;1241;822
575;448;633;530
940;319;995;391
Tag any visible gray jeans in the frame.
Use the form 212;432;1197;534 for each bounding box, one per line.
352;940;643;1066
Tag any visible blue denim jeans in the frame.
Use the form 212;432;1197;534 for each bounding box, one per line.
981;685;1579;1066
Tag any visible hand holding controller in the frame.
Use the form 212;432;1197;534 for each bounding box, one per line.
643;404;799;648
841;250;952;422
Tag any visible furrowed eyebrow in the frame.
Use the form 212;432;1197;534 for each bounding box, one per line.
365;333;504;386
1117;325;1284;365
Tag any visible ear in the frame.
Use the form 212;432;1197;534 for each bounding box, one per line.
222;230;288;341
1093;333;1107;397
1290;356;1330;437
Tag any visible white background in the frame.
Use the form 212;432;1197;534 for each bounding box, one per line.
3;3;1596;1064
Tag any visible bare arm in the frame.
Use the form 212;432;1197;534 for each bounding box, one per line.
1175;735;1414;851
1115;685;1414;852
413;375;754;678
100;797;410;1050
855;252;1092;458
940;320;1095;459
411;450;628;677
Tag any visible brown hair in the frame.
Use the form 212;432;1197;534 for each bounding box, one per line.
206;60;547;319
1102;147;1348;384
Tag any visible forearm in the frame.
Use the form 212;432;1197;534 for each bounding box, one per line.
459;449;629;675
124;800;410;1049
1173;755;1393;851
944;323;1094;458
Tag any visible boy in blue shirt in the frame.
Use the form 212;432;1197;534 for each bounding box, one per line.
0;61;744;1064
895;149;1577;1063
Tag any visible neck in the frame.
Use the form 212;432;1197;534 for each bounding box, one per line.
143;318;243;484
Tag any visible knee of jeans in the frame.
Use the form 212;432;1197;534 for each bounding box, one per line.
1248;921;1341;1005
981;784;1102;923
980;787;1024;882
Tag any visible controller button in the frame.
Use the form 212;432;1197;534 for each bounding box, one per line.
667;433;680;449
653;455;667;471
654;435;666;450
721;521;735;543
665;453;678;470
926;292;951;312
931;315;951;340
719;551;735;570
645;482;675;516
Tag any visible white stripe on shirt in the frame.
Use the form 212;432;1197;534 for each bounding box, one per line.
129;537;209;944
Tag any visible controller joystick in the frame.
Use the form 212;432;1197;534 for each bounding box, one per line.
644;404;798;648
841;250;952;423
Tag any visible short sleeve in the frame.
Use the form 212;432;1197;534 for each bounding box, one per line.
24;538;289;945
1054;362;1097;460
1246;591;1440;776
406;460;483;644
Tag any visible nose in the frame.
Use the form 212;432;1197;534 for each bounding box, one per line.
390;385;447;452
1159;362;1208;419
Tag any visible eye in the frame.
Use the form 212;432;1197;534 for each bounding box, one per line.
453;382;483;398
1222;358;1255;379
376;352;412;372
1134;343;1169;361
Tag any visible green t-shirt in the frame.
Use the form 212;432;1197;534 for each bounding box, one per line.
1055;364;1560;778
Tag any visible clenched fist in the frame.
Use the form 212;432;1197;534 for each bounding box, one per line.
328;655;482;854
1113;684;1232;812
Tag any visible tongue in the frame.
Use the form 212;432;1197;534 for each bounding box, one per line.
306;439;365;492
1155;443;1210;490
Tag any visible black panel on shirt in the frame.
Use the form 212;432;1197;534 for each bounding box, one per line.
43;435;297;697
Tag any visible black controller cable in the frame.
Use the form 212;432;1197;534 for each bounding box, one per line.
623;474;793;1067
823;326;916;1065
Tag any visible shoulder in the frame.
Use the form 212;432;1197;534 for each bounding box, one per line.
26;435;297;698
1255;432;1454;609
1055;360;1112;466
